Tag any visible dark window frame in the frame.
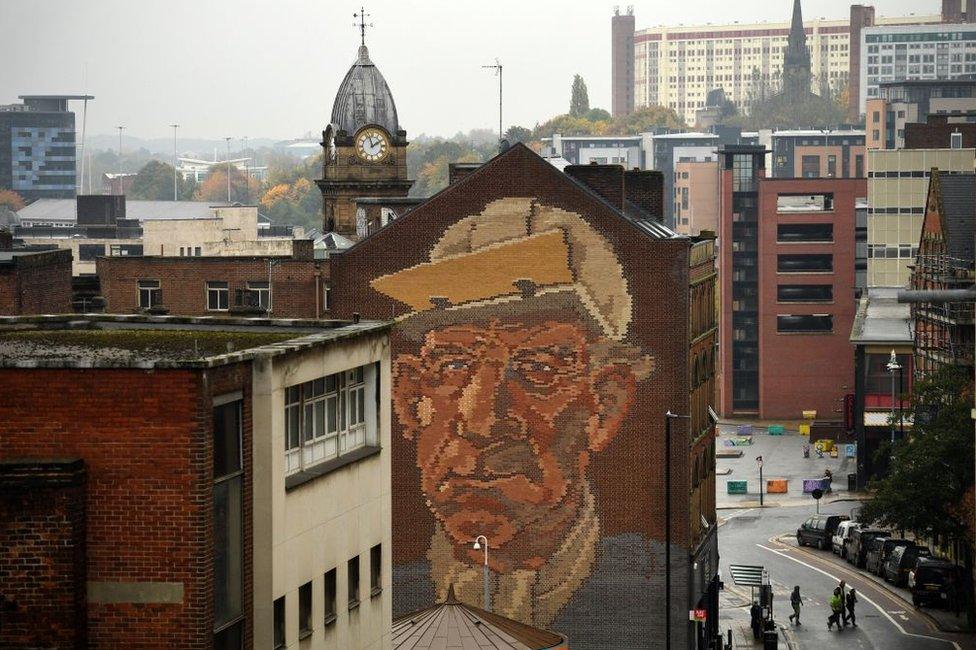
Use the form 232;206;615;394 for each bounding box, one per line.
299;581;313;639
370;544;382;597
348;556;360;610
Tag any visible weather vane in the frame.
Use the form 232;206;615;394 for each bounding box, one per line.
353;7;372;47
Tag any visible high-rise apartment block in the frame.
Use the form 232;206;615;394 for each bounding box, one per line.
860;22;976;114
0;95;90;200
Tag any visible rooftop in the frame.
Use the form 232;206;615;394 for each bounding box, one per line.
392;586;566;650
0;315;391;369
850;287;913;345
17;199;267;224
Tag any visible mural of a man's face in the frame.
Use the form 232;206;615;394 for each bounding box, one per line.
394;313;638;572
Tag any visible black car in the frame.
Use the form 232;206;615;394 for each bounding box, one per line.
867;538;910;576
849;528;887;568
796;514;849;550
884;544;932;587
912;559;965;609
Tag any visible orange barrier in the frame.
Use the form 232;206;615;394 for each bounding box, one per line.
766;479;788;494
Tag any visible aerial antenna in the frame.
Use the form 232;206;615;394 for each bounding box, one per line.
353;7;372;47
482;59;503;144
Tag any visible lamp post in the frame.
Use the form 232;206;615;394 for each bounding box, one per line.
757;455;764;506
472;535;490;611
886;350;902;448
664;411;689;650
224;137;232;203
115;125;125;192
169;124;179;200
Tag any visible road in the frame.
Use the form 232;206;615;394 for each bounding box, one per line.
718;500;973;649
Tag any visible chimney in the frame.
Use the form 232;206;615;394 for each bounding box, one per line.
448;163;481;185
565;164;626;211
624;169;664;218
0;229;12;251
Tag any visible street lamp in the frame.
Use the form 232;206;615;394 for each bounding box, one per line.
224;137;232;203
169;124;179;201
472;535;490;611
664;411;690;650
886;350;902;448
757;455;764;507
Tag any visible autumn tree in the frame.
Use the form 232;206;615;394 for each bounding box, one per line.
504;125;532;144
0;189;26;211
194;165;261;204
570;74;590;117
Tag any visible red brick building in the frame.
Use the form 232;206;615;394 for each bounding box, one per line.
719;144;864;419
329;144;719;649
0;239;72;315
97;244;326;319
0;314;391;649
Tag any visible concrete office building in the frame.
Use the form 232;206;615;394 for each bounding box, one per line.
860;22;976;114
0;95;91;200
866;79;976;149
674;160;720;236
866;147;975;287
0;314;392;650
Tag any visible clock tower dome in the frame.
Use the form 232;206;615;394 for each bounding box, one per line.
317;41;413;239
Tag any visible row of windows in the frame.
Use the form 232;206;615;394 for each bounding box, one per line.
778;254;832;273
778;284;832;302
271;546;382;649
867;244;919;259
777;314;833;333
284;365;377;476
777;223;833;243
136;279;273;311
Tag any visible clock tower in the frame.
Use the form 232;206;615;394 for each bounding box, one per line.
317;40;413;239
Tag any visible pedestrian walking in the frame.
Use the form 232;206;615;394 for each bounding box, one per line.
750;601;763;640
788;585;803;625
838;580;848;626
827;588;844;630
846;588;857;627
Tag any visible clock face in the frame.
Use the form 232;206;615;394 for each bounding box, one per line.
355;127;391;162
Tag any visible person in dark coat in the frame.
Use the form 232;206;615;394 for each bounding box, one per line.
750;601;763;639
846;588;858;627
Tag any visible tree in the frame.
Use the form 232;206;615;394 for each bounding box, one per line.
570;74;590;117
504;125;532;144
610;105;687;133
860;365;974;623
259;177;321;230
194;165;261;204
130;160;196;201
0;189;26;211
584;108;612;122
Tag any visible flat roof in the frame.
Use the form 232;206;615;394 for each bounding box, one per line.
849;288;913;345
0;315;391;369
18;94;94;100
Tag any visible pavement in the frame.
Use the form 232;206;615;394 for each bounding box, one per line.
716;428;976;649
715;422;859;510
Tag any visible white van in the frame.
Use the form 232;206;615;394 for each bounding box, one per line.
832;520;861;557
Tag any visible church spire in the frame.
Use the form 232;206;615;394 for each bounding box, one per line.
783;0;811;96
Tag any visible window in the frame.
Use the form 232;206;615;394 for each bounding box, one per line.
732;154;755;192
348;556;360;609
138;280;161;309
195;246;202;256
323;569;337;625
855;155;864;178
299;581;312;639
207;281;229;311
323;283;332;311
801;155;821;178
370;544;382;596
777;284;833;302
284;364;376;475
951;132;963;149
777;223;833;243
777;314;833;333
246;281;270;310
827;155;837;178
213;399;243;641
179;247;185;256
273;596;286;649
78;243;105;261
777;254;832;273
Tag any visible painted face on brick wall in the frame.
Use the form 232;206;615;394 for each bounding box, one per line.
373;198;653;582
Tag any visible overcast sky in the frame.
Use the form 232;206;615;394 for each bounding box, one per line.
1;0;939;141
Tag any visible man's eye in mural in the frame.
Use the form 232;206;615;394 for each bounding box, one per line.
512;347;582;388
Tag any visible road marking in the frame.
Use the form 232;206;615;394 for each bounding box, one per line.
756;543;961;650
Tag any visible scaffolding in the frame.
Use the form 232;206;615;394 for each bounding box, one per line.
910;253;975;375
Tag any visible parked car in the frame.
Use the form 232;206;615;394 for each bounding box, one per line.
868;538;911;576
849;528;887;568
911;558;965;609
797;514;849;550
884;544;932;586
832;520;861;557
